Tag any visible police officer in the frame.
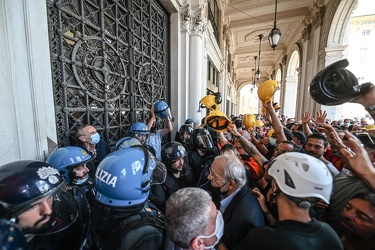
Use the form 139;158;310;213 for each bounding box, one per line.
188;128;219;187
46;146;96;205
0;161;79;249
129;121;157;157
149;141;193;211
90;146;167;250
176;124;195;152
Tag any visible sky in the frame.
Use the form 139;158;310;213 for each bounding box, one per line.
352;0;375;16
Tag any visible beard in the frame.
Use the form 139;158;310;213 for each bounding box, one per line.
22;214;51;235
306;151;323;159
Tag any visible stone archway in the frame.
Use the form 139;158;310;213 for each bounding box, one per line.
239;83;260;114
321;0;359;120
284;50;300;119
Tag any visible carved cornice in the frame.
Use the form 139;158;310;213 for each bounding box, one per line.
310;0;325;29
301;18;311;42
223;23;231;45
300;0;325;42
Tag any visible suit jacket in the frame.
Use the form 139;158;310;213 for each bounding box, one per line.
221;185;265;249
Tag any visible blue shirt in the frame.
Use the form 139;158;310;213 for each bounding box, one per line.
220;187;242;214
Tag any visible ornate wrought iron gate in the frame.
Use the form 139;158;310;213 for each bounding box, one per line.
47;0;170;147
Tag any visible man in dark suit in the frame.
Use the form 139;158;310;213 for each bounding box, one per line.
207;155;265;249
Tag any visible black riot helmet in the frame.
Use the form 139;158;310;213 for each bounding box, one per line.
192;128;215;152
179;124;194;144
162;141;187;167
0;161;78;236
309;59;373;105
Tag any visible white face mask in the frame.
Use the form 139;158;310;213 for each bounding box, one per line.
198;211;224;249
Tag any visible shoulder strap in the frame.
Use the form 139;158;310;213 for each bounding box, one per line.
97;202;165;250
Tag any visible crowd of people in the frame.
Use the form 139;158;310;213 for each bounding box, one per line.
1;75;375;249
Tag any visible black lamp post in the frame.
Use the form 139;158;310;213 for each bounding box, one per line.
250;68;256;93
255;34;263;80
253;56;257;86
268;0;282;50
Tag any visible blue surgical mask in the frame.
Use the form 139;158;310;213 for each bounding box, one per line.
72;175;89;185
199;211;224;249
90;133;100;145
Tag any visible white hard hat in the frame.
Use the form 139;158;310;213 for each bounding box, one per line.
269;152;333;204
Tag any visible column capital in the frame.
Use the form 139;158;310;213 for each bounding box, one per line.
180;2;192;32
191;2;207;35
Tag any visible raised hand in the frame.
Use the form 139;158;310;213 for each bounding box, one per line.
315;110;327;124
302;111;312;125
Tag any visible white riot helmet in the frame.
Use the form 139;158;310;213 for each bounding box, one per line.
268;152;333;204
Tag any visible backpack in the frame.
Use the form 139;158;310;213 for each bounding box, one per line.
95;201;165;250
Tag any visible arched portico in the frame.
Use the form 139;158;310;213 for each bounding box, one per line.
284;50;300;119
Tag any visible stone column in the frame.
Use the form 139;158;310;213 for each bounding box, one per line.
175;1;192;127
319;45;347;120
284;77;298;118
189;1;207;124
0;0;57;164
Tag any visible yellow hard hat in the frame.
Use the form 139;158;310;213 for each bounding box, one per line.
255;119;265;127
365;124;375;131
206;110;232;132
243;114;256;130
257;80;279;103
199;92;222;111
273;102;281;111
267;129;275;138
262;102;281;113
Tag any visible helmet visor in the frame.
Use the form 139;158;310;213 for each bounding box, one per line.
16;182;78;237
160;108;172;120
179;125;193;144
147;153;167;185
195;133;215;151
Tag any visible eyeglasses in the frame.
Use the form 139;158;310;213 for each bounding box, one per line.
208;168;224;180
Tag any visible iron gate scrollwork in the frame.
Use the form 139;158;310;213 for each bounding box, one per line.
47;0;170;147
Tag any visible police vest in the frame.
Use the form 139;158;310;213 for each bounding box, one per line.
95;201;165;250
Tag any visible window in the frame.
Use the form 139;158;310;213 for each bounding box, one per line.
227;52;231;72
208;0;219;42
359;48;368;63
362;30;370;36
207;59;219;87
361;20;372;25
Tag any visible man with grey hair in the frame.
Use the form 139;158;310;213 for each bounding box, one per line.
207;155;264;249
165;187;224;250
